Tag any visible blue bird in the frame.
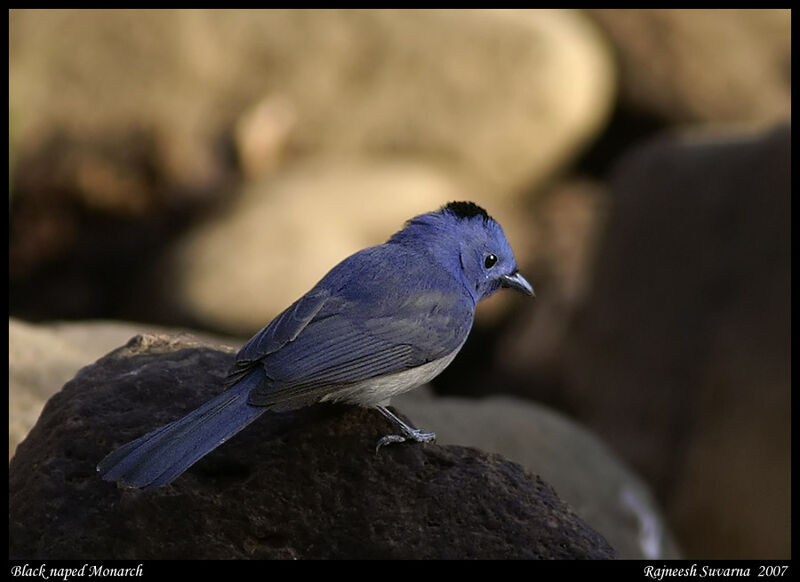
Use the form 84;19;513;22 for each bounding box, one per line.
97;201;534;488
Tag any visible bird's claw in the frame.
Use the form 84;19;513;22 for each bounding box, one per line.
375;434;407;453
375;429;436;454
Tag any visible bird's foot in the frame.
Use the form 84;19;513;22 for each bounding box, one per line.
375;428;436;453
374;406;436;453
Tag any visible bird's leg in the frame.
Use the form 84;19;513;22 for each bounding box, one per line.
374;406;436;453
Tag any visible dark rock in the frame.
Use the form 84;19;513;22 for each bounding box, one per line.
9;334;615;560
558;125;789;558
395;388;682;559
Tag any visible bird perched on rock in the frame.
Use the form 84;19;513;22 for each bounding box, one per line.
98;201;534;488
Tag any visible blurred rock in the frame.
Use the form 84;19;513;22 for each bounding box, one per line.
8;318;239;460
432;179;608;410
395;388;681;559
9;334;615;559
534;124;788;558
587;9;790;125
11;9;614;194
158;158;534;334
9;130;232;321
491;180;609;403
10;9;614;329
235;94;297;179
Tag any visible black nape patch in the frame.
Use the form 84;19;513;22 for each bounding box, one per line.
442;201;491;221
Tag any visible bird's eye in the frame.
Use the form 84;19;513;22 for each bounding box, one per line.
484;254;498;269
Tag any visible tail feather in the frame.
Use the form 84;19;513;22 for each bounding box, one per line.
97;372;266;489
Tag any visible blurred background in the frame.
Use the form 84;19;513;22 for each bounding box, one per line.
9;9;790;559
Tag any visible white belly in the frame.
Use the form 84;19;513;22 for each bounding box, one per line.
320;344;464;407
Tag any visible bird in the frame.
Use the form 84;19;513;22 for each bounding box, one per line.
97;201;534;489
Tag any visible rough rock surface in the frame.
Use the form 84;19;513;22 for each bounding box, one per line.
9;318;673;558
395;388;681;559
9;334;615;559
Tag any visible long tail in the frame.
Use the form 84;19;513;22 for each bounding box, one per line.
97;371;266;489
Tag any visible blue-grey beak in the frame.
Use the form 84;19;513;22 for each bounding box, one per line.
499;270;535;297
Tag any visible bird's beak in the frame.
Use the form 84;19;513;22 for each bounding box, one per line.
499;270;535;297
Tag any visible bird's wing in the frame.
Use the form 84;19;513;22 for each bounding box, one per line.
229;246;474;410
246;284;472;408
224;286;332;386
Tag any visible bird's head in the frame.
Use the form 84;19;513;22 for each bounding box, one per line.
389;201;534;304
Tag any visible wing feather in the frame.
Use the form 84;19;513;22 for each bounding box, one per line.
227;245;475;408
